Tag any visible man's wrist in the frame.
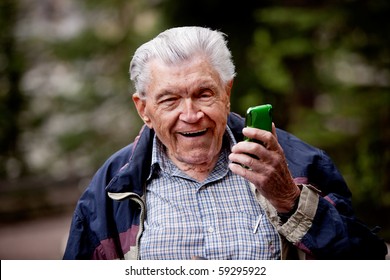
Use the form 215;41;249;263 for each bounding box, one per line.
277;184;303;223
277;194;300;223
277;184;321;223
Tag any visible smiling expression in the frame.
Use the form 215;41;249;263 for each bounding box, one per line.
133;56;232;170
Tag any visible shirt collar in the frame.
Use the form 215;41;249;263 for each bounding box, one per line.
147;125;237;181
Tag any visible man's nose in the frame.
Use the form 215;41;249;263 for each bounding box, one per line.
179;99;204;123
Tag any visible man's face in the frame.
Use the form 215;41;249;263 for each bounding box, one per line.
133;56;232;167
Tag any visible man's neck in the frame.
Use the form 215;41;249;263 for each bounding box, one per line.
168;154;220;182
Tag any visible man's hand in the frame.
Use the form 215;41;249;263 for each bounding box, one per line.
228;124;300;213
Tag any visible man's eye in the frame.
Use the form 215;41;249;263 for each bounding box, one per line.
199;91;213;99
159;97;178;105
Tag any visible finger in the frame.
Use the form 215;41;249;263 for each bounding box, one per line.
229;152;258;169
272;122;277;138
229;151;273;176
243;127;275;150
229;161;256;179
229;161;268;188
231;140;266;155
231;140;276;165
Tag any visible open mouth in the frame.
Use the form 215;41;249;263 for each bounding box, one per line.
179;129;208;138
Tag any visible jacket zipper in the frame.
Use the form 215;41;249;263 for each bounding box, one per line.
129;194;145;260
107;191;146;260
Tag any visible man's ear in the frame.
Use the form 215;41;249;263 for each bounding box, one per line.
226;79;234;111
227;79;234;91
132;93;152;128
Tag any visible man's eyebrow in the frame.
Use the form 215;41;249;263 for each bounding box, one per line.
153;79;217;100
198;82;216;90
195;81;219;94
154;90;177;101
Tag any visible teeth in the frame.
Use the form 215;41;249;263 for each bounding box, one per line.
183;129;206;135
181;129;207;137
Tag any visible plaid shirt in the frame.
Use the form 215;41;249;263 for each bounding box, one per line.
139;127;281;260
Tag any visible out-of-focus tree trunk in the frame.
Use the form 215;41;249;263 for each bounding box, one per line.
0;0;27;178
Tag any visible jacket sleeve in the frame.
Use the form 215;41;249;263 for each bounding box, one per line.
62;143;136;259
279;149;388;259
230;115;387;259
62;168;121;260
63;125;155;260
63;209;99;259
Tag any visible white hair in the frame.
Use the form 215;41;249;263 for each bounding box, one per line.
129;26;236;97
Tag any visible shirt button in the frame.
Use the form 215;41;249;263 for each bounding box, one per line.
207;226;215;233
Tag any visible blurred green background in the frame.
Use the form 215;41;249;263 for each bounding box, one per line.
1;0;389;256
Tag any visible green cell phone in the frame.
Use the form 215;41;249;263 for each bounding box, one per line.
244;104;273;142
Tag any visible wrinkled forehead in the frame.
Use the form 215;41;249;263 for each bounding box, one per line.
148;52;211;72
144;55;223;94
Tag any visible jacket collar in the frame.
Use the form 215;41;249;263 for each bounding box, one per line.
105;113;245;195
105;125;154;196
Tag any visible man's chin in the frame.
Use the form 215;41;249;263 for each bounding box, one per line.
176;152;215;166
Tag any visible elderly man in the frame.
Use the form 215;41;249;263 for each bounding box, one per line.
63;26;387;260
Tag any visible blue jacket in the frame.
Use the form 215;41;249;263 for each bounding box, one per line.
63;113;387;259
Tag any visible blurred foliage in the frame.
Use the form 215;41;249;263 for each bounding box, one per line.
0;0;389;238
0;0;27;177
1;0;163;179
